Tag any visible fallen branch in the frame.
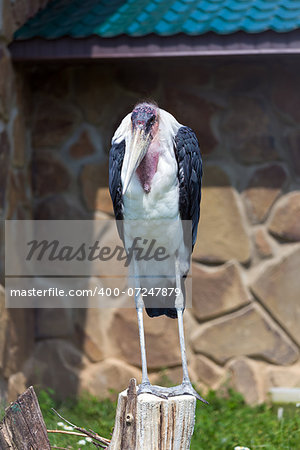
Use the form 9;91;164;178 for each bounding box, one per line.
52;408;111;448
48;429;89;437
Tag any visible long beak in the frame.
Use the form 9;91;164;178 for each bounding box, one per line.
122;128;151;195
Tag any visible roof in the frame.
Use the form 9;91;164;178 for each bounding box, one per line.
14;0;300;40
10;0;300;60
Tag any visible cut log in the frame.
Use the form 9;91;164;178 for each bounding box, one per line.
109;379;196;450
0;386;51;450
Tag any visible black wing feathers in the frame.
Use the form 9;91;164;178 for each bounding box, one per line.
109;140;125;239
174;127;203;248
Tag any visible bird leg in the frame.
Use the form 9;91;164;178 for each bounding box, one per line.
136;293;150;387
136;302;168;399
133;260;167;399
167;257;208;404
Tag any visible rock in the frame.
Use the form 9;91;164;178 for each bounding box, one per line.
287;130;300;177
69;130;96;159
221;97;279;164
32;153;70;197
75;325;104;363
192;261;251;321
74;308;115;363
29;66;72;101
0;130;10;210
35;309;74;339
191;354;225;389
242;165;287;224
73;66;118;125
227;357;263;405
95;187;114;215
165;89;219;155
193;166;251;263
15;204;31;220
6;170;31;219
149;363;205;392
268;192;300;242
272;68;300;123
11;0;30;27
265;362;300;389
251;247;300;346
7;372;26;402
0;285;8;372
12;111;26;168
81;220;128;281
90;267;128;293
3;309;34;378
0;1;15;42
108;309;182;369
25;339;89;399
254;228;273;259
79;358;141;400
191;303;299;365
32;97;81;148
35;195;88;219
0;375;7;404
0;49;13;119
150;366;184;387
80;161;113;214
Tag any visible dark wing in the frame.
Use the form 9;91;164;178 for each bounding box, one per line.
108;139;125;240
174;126;203;249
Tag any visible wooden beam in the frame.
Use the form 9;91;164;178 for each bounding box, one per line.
8;30;300;62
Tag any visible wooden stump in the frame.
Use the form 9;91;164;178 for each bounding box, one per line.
109;379;196;450
0;386;51;450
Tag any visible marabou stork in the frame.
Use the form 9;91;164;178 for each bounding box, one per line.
109;102;206;403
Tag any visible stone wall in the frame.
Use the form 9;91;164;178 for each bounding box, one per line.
12;57;299;405
0;0;50;403
1;2;300;404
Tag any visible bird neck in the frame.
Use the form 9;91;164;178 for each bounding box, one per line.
136;141;160;194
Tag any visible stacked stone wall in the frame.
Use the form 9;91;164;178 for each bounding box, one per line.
0;0;49;403
18;58;300;404
0;1;300;403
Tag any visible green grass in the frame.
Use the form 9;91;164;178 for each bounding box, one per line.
37;388;300;449
193;390;300;449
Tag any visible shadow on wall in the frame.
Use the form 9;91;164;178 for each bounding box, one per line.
17;56;300;403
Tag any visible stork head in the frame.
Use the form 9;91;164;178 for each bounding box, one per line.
122;103;159;195
131;103;158;136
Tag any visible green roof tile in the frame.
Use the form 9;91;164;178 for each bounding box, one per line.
14;0;300;40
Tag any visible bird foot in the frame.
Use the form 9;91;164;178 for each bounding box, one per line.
167;382;209;404
137;382;168;399
137;381;208;404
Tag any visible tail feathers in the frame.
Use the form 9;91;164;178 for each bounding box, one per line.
142;277;186;319
145;307;179;319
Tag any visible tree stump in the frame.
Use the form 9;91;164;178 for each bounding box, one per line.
109;379;196;450
0;386;51;449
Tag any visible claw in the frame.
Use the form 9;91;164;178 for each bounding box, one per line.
137;382;208;404
137;382;168;399
168;382;209;404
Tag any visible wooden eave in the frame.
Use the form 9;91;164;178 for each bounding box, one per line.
9;30;300;62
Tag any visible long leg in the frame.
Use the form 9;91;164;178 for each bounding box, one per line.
135;283;149;385
177;308;189;383
174;256;189;383
133;259;167;398
169;255;208;403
